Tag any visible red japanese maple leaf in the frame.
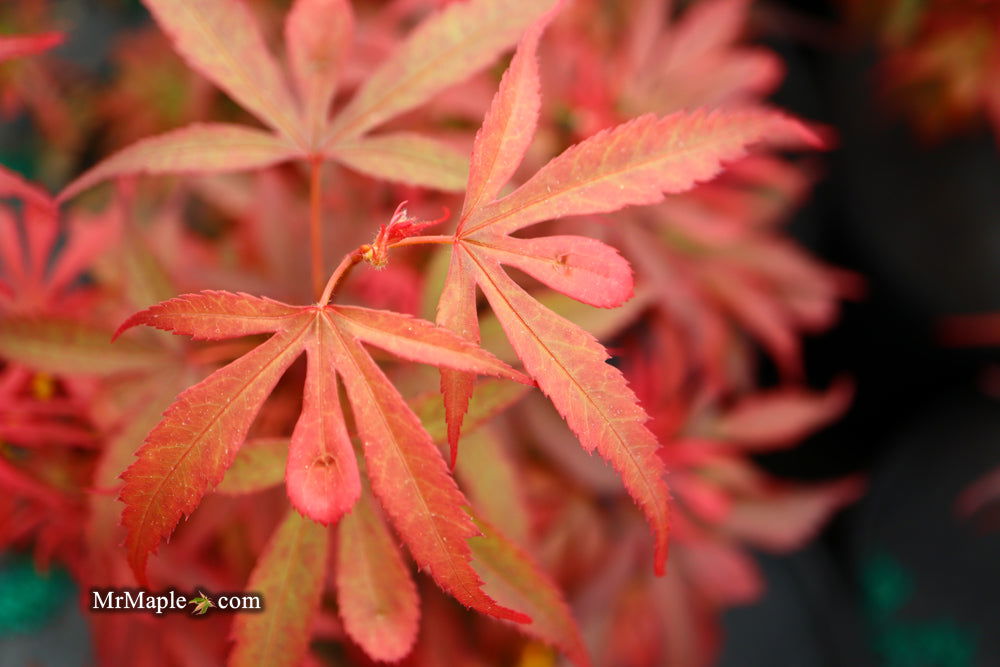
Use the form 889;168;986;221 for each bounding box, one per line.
113;290;533;624
434;3;823;576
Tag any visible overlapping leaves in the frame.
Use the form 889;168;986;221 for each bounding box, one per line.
59;0;558;200
113;290;533;624
436;5;822;575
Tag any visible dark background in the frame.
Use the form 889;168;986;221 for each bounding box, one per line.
719;1;1000;665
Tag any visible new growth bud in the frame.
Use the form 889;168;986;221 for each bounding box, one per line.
361;201;450;268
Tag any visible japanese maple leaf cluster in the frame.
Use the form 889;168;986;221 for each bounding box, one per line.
0;0;864;665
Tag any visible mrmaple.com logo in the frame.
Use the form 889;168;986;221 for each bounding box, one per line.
90;589;263;616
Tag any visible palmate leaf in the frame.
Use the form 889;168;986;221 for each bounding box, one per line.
115;291;530;626
58;0;557;201
438;4;823;575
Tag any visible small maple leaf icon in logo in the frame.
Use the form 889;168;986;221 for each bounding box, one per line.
189;591;215;615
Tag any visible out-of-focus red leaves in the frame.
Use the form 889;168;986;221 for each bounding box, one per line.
709;378;855;450
844;0;1000;141
0;32;62;63
0;0;872;665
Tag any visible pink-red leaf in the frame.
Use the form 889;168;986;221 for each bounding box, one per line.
464;247;670;574
337;480;420;662
462;109;820;237
59;124;301;202
287;331;359;524
436;247;482;464
712;379;854;449
723;477;864;551
470;234;634;308
0;164;55;209
114;290;300;341
332;305;529;384
230;509;329;667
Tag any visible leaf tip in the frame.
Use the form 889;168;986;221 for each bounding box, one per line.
111;313;143;342
497;606;532;625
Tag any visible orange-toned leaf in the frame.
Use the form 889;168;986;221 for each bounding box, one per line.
436;12;668;564
117;291;525;617
437;245;481;466
120;324;308;583
436;8;557;462
114;290;300;341
330;327;527;623
466;250;671;574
